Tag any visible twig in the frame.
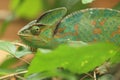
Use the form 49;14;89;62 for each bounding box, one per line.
17;57;30;64
15;75;26;80
94;71;97;80
9;53;31;65
12;42;31;64
85;73;94;79
80;75;89;80
0;70;28;80
80;73;94;80
12;42;27;48
10;54;34;69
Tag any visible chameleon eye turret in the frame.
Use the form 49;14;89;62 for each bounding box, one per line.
30;26;40;35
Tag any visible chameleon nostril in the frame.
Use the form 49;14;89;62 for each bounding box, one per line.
23;30;30;34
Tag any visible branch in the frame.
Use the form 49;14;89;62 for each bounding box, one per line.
0;70;28;80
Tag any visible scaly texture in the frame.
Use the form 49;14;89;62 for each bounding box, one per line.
55;8;120;45
18;8;120;49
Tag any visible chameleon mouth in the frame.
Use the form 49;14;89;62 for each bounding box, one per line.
17;27;32;37
18;33;32;37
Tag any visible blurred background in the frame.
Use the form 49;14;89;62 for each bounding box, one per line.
0;0;120;41
0;0;120;62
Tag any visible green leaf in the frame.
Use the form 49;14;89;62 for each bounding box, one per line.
0;41;32;58
0;57;17;68
10;0;43;19
27;43;117;77
26;72;48;80
0;57;28;77
82;0;94;4
0;0;23;37
0;14;15;37
0;41;16;54
0;69;15;75
110;50;120;64
15;46;32;58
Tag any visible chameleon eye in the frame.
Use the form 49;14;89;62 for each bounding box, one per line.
31;26;40;35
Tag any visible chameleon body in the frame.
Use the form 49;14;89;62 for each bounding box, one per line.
18;7;120;49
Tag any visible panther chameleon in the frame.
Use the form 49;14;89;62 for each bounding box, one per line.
18;7;120;49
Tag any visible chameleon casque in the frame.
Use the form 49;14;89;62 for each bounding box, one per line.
18;7;120;49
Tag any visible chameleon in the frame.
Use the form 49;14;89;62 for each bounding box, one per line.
18;7;120;49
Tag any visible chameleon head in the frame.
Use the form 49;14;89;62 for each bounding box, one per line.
18;7;67;49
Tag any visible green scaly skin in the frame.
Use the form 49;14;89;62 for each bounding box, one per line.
18;7;120;49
